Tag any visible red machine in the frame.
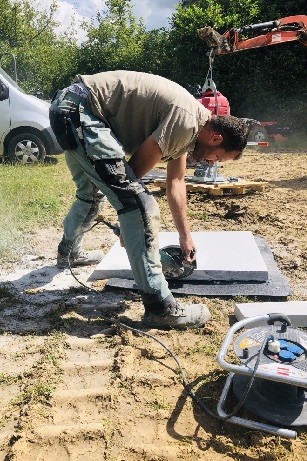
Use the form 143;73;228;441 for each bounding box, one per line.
197;15;307;142
198;88;230;116
196;44;231;118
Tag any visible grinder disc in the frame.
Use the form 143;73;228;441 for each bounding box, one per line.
160;245;196;279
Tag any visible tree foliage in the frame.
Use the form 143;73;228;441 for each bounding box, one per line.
0;0;78;97
78;0;146;74
175;0;307;131
0;0;305;130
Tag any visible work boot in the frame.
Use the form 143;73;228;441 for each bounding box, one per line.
143;302;211;330
57;249;104;269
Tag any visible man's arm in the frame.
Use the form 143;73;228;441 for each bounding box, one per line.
129;136;195;262
166;155;196;262
128;135;163;178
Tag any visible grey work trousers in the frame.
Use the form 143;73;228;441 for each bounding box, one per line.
49;89;175;312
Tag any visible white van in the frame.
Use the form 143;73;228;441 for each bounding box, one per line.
0;66;62;164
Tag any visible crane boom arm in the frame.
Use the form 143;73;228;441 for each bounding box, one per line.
198;15;307;55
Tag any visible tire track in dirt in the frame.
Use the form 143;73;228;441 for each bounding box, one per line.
6;336;117;460
1;152;306;460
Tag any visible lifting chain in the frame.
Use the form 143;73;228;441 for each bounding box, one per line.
202;47;218;115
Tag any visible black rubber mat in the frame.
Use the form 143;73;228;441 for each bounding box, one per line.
104;236;291;298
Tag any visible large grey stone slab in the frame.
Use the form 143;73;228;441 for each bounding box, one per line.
234;301;307;327
103;236;291;298
90;231;268;282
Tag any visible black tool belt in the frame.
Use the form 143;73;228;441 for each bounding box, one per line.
49;90;82;151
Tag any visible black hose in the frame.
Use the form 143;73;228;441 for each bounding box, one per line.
66;221;265;423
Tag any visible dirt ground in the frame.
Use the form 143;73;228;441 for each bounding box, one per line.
0;150;306;460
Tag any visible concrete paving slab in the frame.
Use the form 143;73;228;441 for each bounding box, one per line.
104;236;291;298
234;301;307;327
90;231;268;282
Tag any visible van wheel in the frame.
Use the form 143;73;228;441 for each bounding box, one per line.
7;133;46;164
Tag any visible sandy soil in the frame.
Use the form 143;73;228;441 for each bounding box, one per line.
0;151;306;460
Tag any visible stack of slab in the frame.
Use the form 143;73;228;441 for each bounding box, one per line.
89;231;291;297
234;301;307;326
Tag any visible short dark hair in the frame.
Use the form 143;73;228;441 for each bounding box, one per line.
210;115;248;153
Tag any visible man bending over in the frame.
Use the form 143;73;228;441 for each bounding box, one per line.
49;70;248;329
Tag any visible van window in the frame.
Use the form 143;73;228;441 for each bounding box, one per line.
0;67;26;94
0;79;9;101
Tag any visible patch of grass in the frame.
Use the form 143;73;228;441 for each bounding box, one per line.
13;332;66;408
39;331;67;363
233;295;251;303
187;210;208;221
0;157;74;261
0;158;74;228
0;419;6;429
24;197;60;219
146;397;172;411
0;202;23;262
184;340;219;357
0;372;17;385
16;381;53;405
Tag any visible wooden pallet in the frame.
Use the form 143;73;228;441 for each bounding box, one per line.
154;179;267;196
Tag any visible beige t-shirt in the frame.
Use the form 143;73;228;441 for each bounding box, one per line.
74;70;210;160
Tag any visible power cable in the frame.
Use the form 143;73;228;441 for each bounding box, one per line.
220;333;268;420
65;221;266;423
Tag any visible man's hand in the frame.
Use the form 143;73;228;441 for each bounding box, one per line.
179;235;196;263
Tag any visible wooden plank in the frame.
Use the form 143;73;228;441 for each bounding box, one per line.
186;183;211;192
233;187;246;195
208;188;223;196
154;179;267;196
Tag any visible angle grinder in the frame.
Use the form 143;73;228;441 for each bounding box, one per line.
159;245;196;279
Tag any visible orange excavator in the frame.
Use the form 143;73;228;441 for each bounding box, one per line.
197;15;307;143
198;15;307;55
